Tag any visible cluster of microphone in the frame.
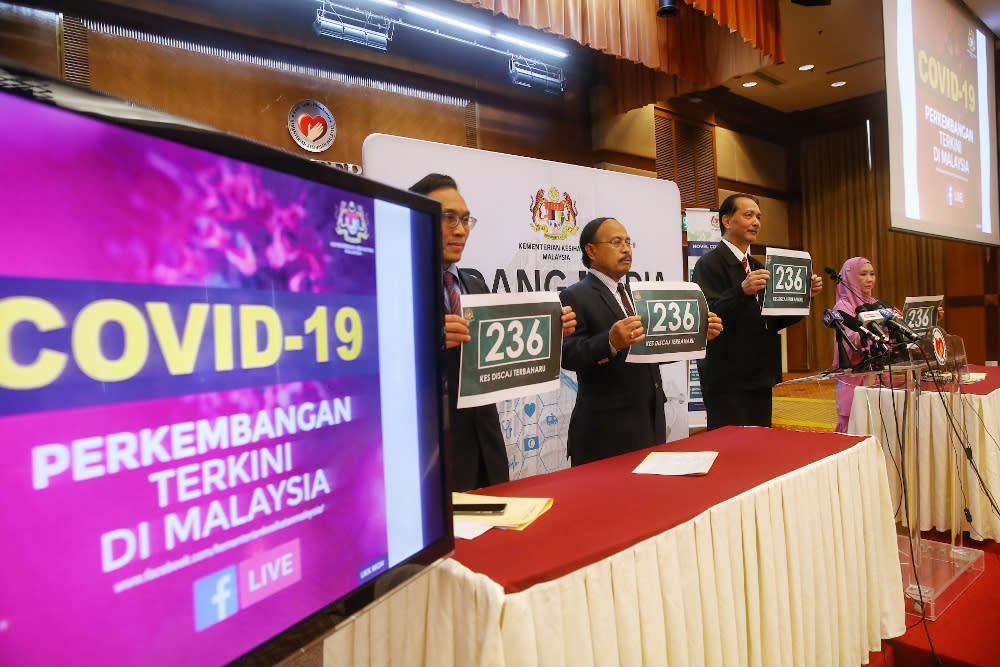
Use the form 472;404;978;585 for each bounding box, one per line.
822;305;920;347
820;267;922;369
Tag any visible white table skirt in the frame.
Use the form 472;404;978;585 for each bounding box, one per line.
849;383;1000;541
325;436;904;666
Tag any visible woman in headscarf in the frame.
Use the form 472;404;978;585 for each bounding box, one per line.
832;256;878;372
832;257;879;432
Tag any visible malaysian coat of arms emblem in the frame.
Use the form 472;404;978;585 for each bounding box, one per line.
529;187;579;240
336;201;370;244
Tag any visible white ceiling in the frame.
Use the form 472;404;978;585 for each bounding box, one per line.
720;0;1000;113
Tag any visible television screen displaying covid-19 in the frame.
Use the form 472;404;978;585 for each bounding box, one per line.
0;62;451;666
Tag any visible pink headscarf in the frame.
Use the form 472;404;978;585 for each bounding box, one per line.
832;256;877;370
833;256;877;315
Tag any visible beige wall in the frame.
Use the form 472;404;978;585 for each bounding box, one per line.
593;162;657;178
715;127;786;191
717;188;790;248
591;104;655;159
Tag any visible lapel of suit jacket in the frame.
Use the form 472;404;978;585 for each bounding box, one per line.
585;272;628;322
720;244;753;286
455;268;483;296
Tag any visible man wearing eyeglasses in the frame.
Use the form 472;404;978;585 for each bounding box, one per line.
560;216;723;466
410;173;577;490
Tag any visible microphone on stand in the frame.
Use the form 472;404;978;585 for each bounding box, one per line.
822;309;859;351
839;310;887;344
858;309;891;342
878;308;920;342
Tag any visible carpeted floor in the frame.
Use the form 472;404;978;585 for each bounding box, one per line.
772;373;838;432
866;531;1000;667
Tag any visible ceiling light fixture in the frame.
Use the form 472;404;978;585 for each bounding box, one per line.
742;80;758;88
656;0;679;17
798;64;815;71
314;0;567;91
401;4;491;36
508;55;565;94
494;32;567;59
831;81;847;87
314;3;393;51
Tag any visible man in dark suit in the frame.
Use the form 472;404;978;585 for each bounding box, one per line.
692;193;823;430
410;173;577;490
559;216;722;465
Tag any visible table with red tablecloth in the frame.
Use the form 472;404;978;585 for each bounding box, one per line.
326;427;905;666
848;364;1000;540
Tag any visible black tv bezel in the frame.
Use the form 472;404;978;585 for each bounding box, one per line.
0;58;455;666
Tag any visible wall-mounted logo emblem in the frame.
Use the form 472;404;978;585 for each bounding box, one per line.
288;100;337;153
336;201;370;244
529;187;579;240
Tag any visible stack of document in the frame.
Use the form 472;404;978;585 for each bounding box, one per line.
452;492;553;539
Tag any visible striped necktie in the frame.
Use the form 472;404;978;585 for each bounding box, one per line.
616;283;635;317
443;271;461;315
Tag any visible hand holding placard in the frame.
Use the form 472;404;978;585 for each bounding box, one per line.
627;281;711;363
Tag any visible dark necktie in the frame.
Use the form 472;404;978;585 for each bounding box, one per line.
443;271;461;315
616;282;635;317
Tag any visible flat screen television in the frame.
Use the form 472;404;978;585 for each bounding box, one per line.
0;61;452;666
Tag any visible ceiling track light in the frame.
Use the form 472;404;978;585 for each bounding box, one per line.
656;0;679;17
314;3;393;51
313;0;567;92
508;54;565;93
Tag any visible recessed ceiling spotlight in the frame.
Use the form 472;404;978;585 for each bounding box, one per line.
798;64;815;71
831;80;846;87
742;80;758;88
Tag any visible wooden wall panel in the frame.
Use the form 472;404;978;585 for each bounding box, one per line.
942;241;997;364
943;307;987;365
0;4;61;76
84;31;468;165
943;241;987;295
476;99;593;167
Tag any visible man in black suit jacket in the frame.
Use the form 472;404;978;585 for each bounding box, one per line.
560;217;722;465
410;174;577;491
692;193;823;430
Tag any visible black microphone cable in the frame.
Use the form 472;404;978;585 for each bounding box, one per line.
917;347;1000;523
845;362;933;655
880;354;942;665
957;389;1000;540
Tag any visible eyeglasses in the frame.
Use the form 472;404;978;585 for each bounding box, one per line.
442;211;477;230
591;237;636;249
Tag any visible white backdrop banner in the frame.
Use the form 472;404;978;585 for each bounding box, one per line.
363;134;685;480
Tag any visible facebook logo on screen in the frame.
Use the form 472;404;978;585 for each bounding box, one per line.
194;566;239;631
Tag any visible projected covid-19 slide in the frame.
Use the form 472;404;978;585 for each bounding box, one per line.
885;0;999;245
0;93;390;667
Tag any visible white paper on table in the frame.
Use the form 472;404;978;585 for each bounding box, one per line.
632;451;719;476
453;519;494;540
